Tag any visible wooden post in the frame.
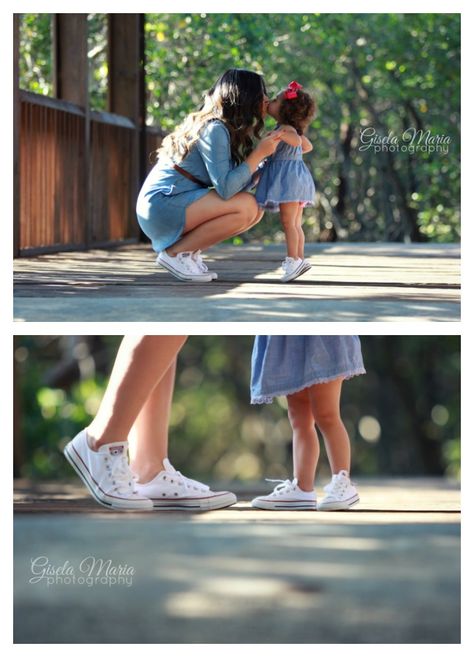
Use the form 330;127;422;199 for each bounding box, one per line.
108;13;144;237
13;14;20;257
53;14;88;107
53;14;90;246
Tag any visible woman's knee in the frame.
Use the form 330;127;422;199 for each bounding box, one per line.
235;192;258;226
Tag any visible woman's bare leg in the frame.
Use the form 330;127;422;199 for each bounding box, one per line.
168;191;261;255
279;202;301;259
87;336;187;449
128;358;177;483
308;378;351;473
287;388;320;491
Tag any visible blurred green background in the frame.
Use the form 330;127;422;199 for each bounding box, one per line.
14;336;460;482
19;13;460;243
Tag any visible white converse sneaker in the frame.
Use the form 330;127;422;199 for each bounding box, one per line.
280;257;307;282
192;250;218;280
157;250;213;282
63;430;153;510
317;470;360;511
251;478;317;510
135;458;237;510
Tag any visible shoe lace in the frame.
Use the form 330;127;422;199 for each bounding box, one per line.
324;476;350;497
192;250;208;272
173;469;210;493
265;478;296;495
108;454;139;495
177;252;200;274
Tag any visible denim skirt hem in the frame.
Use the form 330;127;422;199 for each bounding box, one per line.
137;187;211;253
250;367;366;404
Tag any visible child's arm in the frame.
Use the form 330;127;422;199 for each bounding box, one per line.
275;124;302;148
301;135;313;153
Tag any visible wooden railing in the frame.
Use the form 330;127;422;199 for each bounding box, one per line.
17;90;153;255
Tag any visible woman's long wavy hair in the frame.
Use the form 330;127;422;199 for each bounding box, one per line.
157;69;267;165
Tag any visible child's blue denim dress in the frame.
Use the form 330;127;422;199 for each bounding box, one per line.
251;336;365;404
136;120;253;252
255;140;315;211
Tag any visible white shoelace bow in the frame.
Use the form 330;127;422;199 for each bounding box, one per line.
192;250;208;272
265;478;296;495
176;252;199;274
324;476;350;497
109;454;139;494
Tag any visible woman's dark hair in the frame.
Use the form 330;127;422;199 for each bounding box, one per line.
158;68;267;164
278;89;316;135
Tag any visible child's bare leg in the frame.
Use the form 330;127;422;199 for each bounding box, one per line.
128;358;177;483
308;378;351;473
287;388;320;491
87;336;187;449
296;206;305;260
280;202;301;259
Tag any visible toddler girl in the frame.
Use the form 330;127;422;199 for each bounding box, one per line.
256;81;316;282
250;336;365;510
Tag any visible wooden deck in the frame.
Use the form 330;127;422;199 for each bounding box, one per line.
14;478;460;643
13;242;460;322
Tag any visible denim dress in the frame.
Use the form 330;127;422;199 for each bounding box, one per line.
255;140;316;211
136;120;253;252
250;336;365;404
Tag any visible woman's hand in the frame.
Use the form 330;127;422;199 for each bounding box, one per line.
245;131;281;173
256;131;282;158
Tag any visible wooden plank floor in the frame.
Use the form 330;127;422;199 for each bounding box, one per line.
13;242;460;322
14;477;460;519
14;478;460;643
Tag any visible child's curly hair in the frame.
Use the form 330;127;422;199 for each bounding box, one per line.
279;89;316;135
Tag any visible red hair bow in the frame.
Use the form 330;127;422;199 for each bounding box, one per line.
284;81;303;99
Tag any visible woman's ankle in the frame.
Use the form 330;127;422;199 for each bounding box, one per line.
130;460;167;484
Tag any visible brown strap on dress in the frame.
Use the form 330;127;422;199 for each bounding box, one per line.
173;164;208;188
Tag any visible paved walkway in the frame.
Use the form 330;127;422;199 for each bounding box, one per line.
14;242;460;322
14;478;460;643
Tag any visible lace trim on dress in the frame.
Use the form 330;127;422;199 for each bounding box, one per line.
250;367;366;404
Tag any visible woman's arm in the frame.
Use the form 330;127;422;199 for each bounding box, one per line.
301;135;313;153
197;122;280;200
275;124;302;148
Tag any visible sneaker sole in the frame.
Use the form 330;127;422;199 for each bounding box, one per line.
157;256;213;282
317;494;360;511
149;492;237;511
63;441;153;511
251;499;317;510
280;261;309;283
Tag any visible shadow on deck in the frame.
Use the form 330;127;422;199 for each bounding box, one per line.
14;242;461;322
14;478;460;643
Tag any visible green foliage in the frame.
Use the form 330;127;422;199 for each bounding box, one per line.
15;336;460;482
19;14;53;96
18;13;460;242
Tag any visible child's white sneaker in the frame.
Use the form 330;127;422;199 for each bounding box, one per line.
63;430;153;510
251;478;317;510
135;458;237;510
192;250;218;280
317;470;360;511
157;250;213;282
280;257;307;282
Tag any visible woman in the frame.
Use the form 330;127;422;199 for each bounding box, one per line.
63;336;236;510
136;69;281;282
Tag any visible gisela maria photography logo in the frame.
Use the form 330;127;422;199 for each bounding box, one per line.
359;127;451;154
29;555;135;587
